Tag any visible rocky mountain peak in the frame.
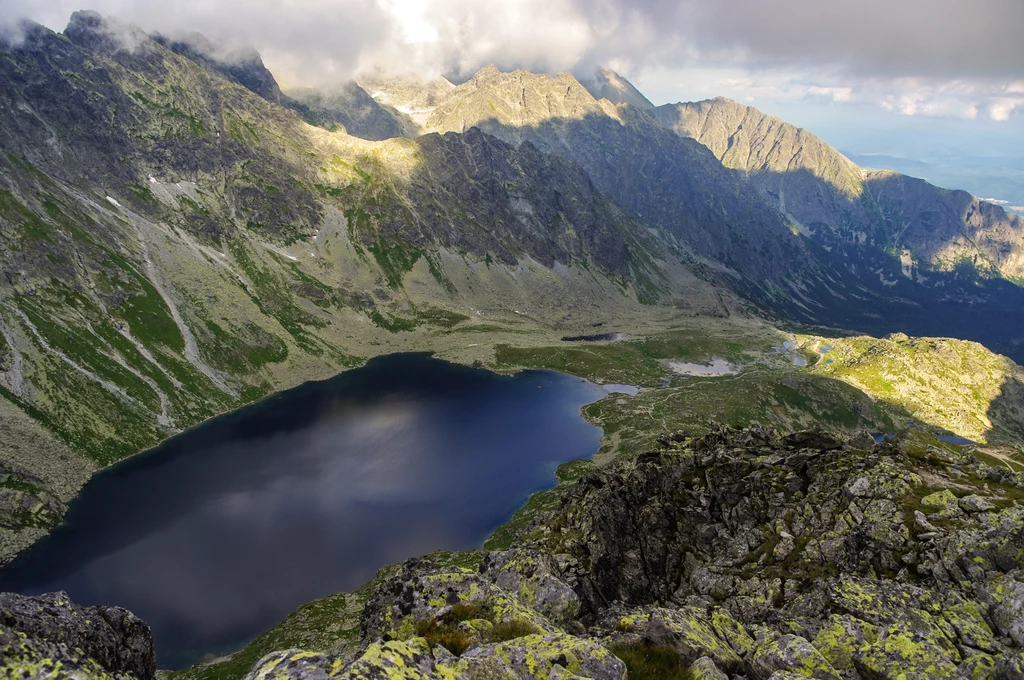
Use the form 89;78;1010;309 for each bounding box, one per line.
64;10;151;55
581;68;655;110
428;65;607;133
468;63;504;82
155;32;285;104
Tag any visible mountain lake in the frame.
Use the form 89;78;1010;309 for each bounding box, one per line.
0;353;607;669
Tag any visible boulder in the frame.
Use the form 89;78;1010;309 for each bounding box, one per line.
0;591;155;680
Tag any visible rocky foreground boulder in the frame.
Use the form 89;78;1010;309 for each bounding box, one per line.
238;427;1024;679
0;590;155;679
6;427;1024;678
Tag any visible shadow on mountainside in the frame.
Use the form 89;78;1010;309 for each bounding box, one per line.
458;112;1024;363
985;375;1024;454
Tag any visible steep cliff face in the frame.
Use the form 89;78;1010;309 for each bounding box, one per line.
657;96;1024;281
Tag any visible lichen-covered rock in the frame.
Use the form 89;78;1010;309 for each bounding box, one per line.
852;626;959;679
811;615;877;671
245;640;438;680
981;573;1024;646
243;633;625;680
750;634;841;680
459;632;625;680
639;606;744;672
959;495;995;513
688;656;729;680
360;558;554;645
0;591;154;680
995;651;1024;680
847;431;877;452
957;652;997;680
2;625;119;679
481;550;582;627
245;650;345;679
920;489;962;519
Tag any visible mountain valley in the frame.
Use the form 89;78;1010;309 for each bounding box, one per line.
2;9;1024;679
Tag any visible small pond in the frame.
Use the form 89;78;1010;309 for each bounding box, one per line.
561;332;625;342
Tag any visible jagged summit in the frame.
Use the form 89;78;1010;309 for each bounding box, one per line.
656;96;865;197
64;10;152;54
426;65;611;131
581;68;655;110
156;33;287;104
358;72;457;112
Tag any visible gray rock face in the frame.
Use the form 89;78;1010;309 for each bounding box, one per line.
0;590;155;679
522;426;1024;676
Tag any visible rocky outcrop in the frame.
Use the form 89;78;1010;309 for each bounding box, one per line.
0;590;155;679
226;427;1024;679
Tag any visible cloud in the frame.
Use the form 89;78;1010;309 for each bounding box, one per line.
807;86;853;103
1;0;1022;122
0;0;393;86
990;99;1023;122
675;0;1024;80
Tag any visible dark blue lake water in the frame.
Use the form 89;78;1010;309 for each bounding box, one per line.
0;354;605;669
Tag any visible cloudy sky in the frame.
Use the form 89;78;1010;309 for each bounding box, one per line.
3;0;1023;202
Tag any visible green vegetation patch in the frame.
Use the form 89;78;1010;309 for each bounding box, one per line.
587;371;906;459
117;283;185;353
0;189;55;246
415;308;469;329
414;603;488;655
494;328;761;387
170;590;366;680
368;310;419;333
228;241;325;354
608;642;688;680
128;182;159;207
201;319;289;374
488;618;538;642
367;240;424;290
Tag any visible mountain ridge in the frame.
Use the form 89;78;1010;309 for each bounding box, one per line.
656;95;1024;282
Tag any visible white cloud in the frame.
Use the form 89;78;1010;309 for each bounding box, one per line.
1;0;1022;125
807;86;853;103
990;98;1023;122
